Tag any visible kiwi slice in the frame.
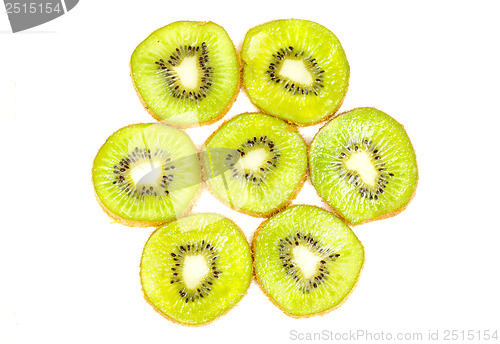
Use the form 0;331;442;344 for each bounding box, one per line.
253;205;364;317
130;21;240;127
241;19;349;125
140;213;253;326
202;112;307;216
309;107;418;225
92;123;201;227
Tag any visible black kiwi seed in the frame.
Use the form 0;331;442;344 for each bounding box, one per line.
169;240;221;303
333;138;395;201
224;136;281;186
156;42;213;101
266;48;325;96
112;146;175;200
277;233;340;293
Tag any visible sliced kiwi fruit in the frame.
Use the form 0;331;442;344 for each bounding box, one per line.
241;19;349;126
92;123;201;227
130;21;240;127
253;205;364;317
201;112;308;217
309;107;418;225
140;213;253;326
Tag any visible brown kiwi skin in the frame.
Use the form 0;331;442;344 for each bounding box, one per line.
130;21;241;129
139;213;252;326
239;19;349;127
251;204;365;318
240;78;348;128
308;107;419;226
92;184;202;228
91;123;202;228
200;112;308;218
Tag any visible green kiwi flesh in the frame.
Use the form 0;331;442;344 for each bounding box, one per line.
131;21;240;126
92;123;201;226
241;19;349;125
202;113;308;216
309;107;418;225
140;213;253;326
253;205;364;317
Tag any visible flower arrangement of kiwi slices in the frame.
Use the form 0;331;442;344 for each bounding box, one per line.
92;19;418;326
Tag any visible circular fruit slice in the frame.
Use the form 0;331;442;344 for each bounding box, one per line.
241;19;349;125
140;213;253;326
92;123;201;227
130;21;240;127
253;205;364;317
202;113;307;216
309;107;418;225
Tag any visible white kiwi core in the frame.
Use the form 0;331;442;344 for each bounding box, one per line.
278;59;314;86
182;255;209;290
292;245;321;279
344;151;378;187
173;56;199;89
235;148;269;171
130;160;163;186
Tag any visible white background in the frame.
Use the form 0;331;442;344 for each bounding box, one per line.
1;1;499;343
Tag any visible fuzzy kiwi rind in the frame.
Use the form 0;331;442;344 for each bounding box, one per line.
318;185;418;227
309;107;419;226
240;19;350;126
200;112;308;218
130;21;241;128
92;181;201;228
92;123;202;228
239;75;349;128
140;213;253;326
130;64;240;129
251;205;365;318
200;161;307;219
